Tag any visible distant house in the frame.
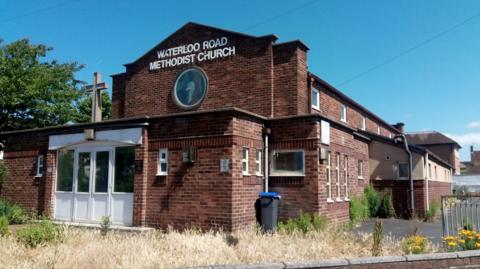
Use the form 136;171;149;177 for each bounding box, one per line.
405;131;461;175
461;146;480;175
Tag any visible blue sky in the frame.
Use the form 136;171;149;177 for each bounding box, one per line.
2;0;480;160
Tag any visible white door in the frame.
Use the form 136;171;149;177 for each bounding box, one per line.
54;146;134;226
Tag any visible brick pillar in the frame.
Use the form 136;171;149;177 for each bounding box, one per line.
42;150;57;218
133;128;148;226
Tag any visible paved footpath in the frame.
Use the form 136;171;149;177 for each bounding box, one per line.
354;218;444;244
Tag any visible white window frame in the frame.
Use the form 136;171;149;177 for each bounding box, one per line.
242;147;249;176
326;151;332;202
270;149;305;177
360;116;366;131
398;162;409;179
311;88;320;111
335;153;342;201
344;155;349;200
358;159;364;179
377;125;381;135
157;148;168;176
340;104;347;122
35;155;44;177
255;149;262;176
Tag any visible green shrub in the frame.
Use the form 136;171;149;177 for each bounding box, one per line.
462;217;474;231
425;200;441;222
0;161;6;188
277;211;328;235
378;190;396;218
365;185;381;217
312;213;327;232
349;196;368;225
0;199;27;224
17;221;63;248
0;215;10;236
100;215;111;237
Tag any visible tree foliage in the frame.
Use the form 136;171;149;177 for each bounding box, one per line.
0;38;111;131
72;91;112;123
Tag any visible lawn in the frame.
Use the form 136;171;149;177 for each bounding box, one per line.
0;224;436;269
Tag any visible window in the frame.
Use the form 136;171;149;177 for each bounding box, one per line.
56;150;74;192
114;147;135;193
358;160;364;179
157;148;168;176
311;88;320;110
428;163;432;179
360;116;366;131
36;155;44;177
398;163;409;179
340;104;347;122
434;165;438;179
335;153;341;201
344;155;349;200
242;148;249;175
377;125;381;135
255;149;262;175
326;151;332;202
271;150;304;176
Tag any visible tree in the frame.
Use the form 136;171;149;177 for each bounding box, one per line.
73;91;112;123
0;38;111;131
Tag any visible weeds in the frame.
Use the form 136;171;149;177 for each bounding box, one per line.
371;219;383;256
402;235;428;254
277;211;327;235
425;200;441;222
100;216;111;237
17;220;64;248
0;198;27;224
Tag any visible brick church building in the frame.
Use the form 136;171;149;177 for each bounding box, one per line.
0;23;453;230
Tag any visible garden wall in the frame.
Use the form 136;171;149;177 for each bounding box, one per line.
181;250;480;269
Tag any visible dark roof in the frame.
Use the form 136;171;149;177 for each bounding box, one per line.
405;131;461;149
309;73;401;134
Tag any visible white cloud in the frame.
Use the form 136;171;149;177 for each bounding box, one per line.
445;133;480;146
467;121;480;129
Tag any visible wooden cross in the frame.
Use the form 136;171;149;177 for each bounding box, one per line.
83;72;108;122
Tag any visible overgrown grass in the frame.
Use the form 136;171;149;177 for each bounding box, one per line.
277;211;327;234
16;220;64;248
425;200;441;222
0;225;412;269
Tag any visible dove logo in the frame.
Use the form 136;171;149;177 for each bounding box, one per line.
173;67;208;109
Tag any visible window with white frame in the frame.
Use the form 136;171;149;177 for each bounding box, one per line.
340;104;347;122
434;165;437;179
335;153;341;201
377;125;381;135
398;162;409;179
35;155;44;177
271;150;305;176
428;163;432;179
255;149;262;175
242;148;249;175
360;116;366;131
344;155;349;200
326;151;332;201
157;149;168;176
311;88;320;111
358;160;364;179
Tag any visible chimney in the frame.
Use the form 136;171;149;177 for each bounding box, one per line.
392;122;405;133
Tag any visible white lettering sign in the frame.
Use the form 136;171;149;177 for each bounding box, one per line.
149;36;236;71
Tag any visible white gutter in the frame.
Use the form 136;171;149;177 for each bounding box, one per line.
425;152;430;211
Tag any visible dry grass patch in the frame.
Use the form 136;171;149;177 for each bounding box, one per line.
0;225;437;269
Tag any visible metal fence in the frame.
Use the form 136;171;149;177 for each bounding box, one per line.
442;195;480;236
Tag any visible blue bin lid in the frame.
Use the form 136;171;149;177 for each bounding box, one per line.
259;192;281;199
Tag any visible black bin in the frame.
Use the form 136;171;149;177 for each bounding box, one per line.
259;192;281;232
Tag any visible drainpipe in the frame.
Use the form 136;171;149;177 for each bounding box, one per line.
425;152;430;211
264;128;271;193
396;134;414;215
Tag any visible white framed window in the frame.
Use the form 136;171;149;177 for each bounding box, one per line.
360;116;366;131
35;155;44;177
242;147;249;175
428;163;432;179
255;149;262;176
271;150;305;176
335;153;341;201
434;165;438;179
377;125;381;135
358;160;364;179
326;151;332;202
344;155;349;200
157;148;168;176
340;104;347;122
311;88;320;111
398;162;409;179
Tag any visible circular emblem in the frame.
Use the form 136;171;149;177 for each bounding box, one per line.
173;67;208;109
